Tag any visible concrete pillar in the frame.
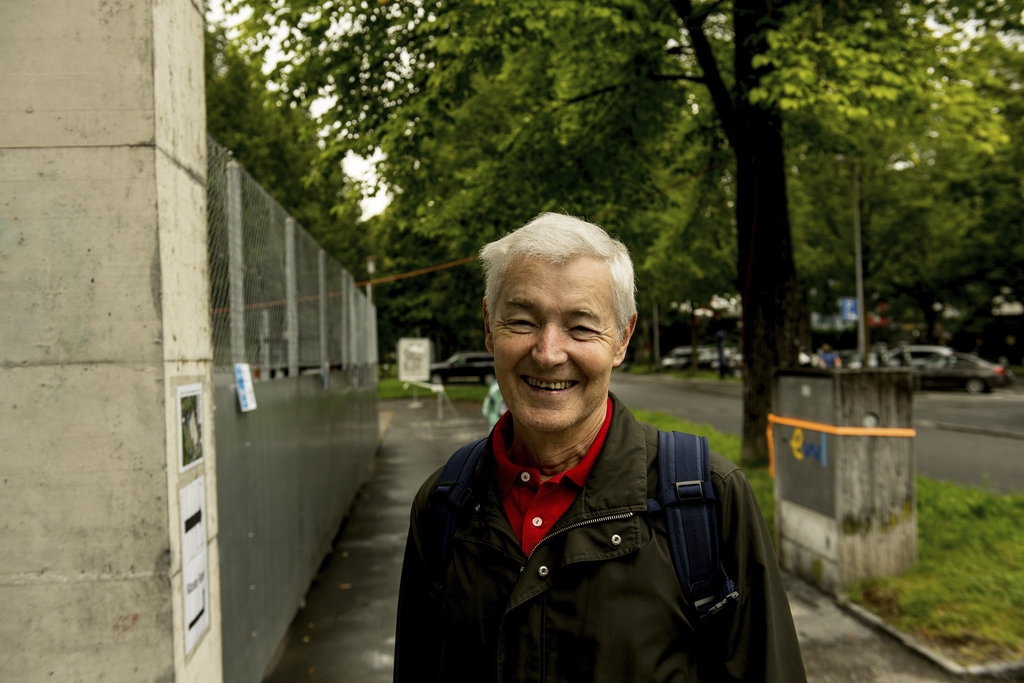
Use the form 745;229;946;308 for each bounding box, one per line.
0;1;223;682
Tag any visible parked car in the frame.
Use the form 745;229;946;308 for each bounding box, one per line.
661;346;712;370
915;352;1015;394
888;344;954;368
660;345;741;375
835;349;883;369
430;351;495;385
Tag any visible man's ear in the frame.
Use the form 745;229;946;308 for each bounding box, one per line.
483;297;494;353
612;313;638;366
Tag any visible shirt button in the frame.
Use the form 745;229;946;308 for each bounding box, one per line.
532;516;543;527
520;472;531;482
538;566;550;577
611;534;622;546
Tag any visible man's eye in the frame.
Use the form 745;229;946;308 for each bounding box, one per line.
572;326;597;336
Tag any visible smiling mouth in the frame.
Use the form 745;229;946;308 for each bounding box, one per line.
522;376;578;391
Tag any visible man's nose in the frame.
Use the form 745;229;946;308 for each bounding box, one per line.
532;324;569;367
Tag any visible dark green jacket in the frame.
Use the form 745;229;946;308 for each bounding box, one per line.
395;394;806;683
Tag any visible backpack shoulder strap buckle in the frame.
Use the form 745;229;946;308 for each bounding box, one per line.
675;479;713;504
651;430;738;620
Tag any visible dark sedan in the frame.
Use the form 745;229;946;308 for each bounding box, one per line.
915;352;1015;394
430;351;495;385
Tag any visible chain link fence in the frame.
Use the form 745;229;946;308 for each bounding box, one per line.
207;135;378;377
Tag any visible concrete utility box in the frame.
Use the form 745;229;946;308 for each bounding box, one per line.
771;369;917;595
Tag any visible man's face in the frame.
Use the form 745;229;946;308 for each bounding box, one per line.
484;257;635;439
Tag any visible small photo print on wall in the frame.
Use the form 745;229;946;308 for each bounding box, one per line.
178;383;203;472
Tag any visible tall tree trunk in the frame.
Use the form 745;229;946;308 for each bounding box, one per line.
733;0;802;466
733;112;802;465
673;0;803;466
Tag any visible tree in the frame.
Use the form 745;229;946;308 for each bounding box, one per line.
779;15;1024;348
231;0;1023;464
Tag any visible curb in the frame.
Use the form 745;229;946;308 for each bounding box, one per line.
915;419;1024;441
837;597;1024;679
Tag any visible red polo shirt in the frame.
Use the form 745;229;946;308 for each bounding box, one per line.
492;397;613;556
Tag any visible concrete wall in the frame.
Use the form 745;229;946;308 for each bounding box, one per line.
0;1;222;681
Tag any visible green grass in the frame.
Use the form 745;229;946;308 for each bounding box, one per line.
624;365;742;382
847;478;1024;664
633;409;1024;666
377;377;489;401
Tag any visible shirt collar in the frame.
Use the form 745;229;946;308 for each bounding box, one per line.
491;397;614;495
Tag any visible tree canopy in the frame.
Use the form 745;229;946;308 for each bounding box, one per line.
212;0;1024;462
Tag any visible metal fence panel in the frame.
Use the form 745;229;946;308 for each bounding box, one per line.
206;136;379;683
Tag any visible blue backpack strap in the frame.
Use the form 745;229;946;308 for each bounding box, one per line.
648;431;739;621
427;437;488;602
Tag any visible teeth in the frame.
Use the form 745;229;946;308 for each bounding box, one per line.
525;377;574;390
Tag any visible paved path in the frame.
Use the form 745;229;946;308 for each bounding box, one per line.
262;398;992;682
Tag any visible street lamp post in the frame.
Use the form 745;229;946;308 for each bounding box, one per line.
365;255;376;304
852;164;867;363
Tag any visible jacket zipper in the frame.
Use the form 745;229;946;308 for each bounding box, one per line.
527;511;634;560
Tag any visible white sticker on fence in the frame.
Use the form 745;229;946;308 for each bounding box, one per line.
180;476;209;656
234;363;257;412
397;338;432;382
177;383;203;472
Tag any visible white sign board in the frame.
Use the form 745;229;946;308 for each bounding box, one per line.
233;363;257;412
179;477;210;656
397;338;433;382
177;383;203;472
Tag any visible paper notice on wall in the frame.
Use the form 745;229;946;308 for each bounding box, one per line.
233;363;257;412
177;383;204;472
180;476;209;656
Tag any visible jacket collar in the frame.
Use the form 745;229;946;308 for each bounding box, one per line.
554;391;650;525
458;392;652;559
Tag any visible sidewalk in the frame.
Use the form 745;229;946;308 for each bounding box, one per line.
262;399;980;683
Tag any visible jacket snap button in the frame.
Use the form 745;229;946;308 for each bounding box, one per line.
610;534;622;546
538;566;550;578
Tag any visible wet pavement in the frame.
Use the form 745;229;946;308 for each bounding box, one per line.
262;398;1007;683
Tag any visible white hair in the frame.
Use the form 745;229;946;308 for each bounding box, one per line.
479;213;637;337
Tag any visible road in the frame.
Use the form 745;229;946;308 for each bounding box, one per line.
609;373;1024;494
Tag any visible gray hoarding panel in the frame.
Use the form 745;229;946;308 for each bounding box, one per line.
775;375;836;515
215;371;378;683
774;423;836;516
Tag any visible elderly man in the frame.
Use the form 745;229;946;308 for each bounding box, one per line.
395;213;806;682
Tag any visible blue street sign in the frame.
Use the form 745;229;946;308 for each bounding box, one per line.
840;297;858;322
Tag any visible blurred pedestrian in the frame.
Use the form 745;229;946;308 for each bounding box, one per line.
481;377;506;429
819;343;842;369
